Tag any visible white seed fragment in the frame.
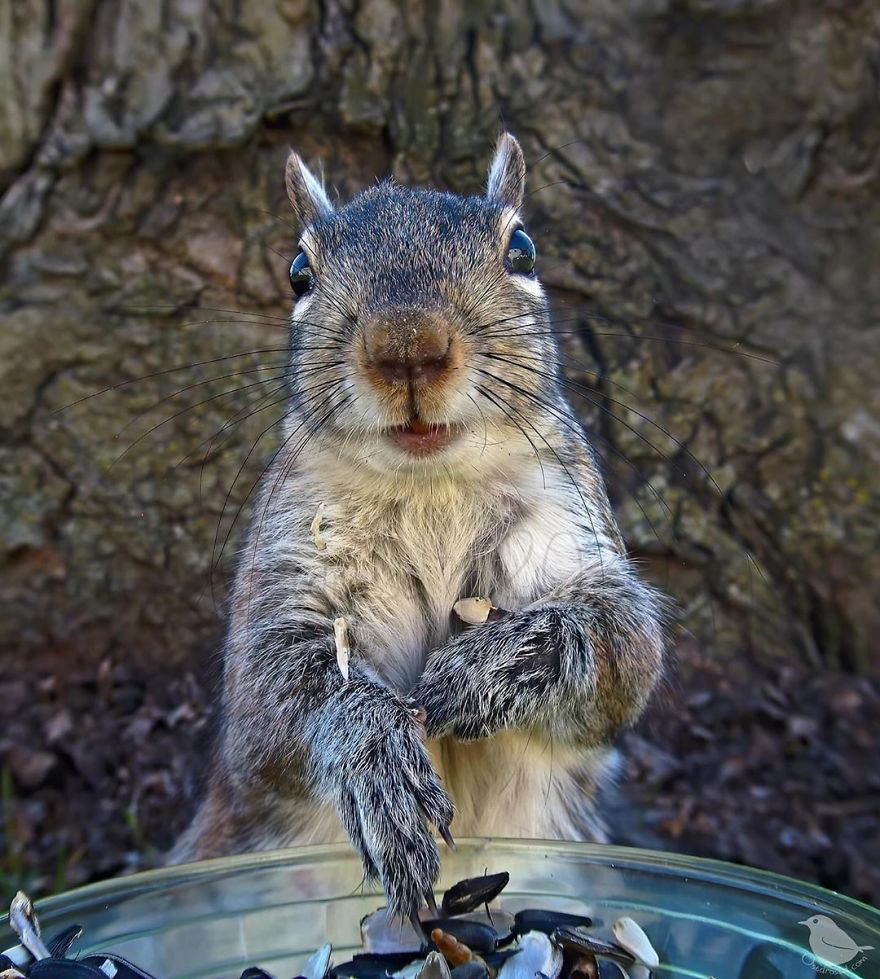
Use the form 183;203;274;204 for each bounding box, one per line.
415;952;453;979
453;597;495;625
498;931;563;979
333;616;350;682
311;501;327;550
361;907;423;954
611;917;659;968
393;961;428;979
9;892;50;961
302;943;332;979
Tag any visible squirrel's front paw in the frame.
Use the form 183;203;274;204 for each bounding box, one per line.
412;671;486;741
413;606;567;741
333;711;454;918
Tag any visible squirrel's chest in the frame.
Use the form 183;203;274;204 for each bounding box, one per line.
332;489;585;691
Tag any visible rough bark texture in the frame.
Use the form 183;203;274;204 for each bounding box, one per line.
1;1;878;681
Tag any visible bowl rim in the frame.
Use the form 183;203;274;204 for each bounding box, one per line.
16;838;880;925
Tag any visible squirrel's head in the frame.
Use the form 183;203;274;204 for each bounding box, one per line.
283;134;559;476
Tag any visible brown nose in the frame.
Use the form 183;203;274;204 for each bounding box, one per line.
362;309;452;387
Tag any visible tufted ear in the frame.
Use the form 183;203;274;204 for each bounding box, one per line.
284;150;334;227
486;133;526;210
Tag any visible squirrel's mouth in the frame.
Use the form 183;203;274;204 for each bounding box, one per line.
385;419;460;456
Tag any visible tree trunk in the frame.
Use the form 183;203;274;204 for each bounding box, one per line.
1;0;878;678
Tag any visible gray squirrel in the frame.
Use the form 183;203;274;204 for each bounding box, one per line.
171;134;666;919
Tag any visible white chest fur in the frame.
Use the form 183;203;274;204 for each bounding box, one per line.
315;466;598;691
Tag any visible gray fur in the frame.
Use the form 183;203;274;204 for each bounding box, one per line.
171;133;666;918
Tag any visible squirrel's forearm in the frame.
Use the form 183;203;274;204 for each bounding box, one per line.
219;609;386;791
415;558;666;744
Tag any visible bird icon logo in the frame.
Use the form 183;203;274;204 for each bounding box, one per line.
799;914;874;967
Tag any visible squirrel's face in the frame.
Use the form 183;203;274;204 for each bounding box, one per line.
284;135;559;475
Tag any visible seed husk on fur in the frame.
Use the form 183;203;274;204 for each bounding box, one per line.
311;501;327;549
453;598;495;625
333;616;350;681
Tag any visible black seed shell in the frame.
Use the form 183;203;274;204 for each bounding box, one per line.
441;873;510;916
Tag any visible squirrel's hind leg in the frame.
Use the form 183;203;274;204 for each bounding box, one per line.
167;773;342;864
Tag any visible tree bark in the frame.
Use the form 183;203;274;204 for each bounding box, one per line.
1;0;878;675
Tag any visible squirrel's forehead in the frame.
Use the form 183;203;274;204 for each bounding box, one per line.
313;188;502;254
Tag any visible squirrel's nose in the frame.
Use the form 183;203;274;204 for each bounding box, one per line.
363;309;452;388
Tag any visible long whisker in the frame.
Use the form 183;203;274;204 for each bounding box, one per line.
253;206;298;234
464;391;493;457
478;316;779;366
474;384;547;491
476;372;671;571
478;355;724;502
171;383;292;473
109;355;342;466
211;376;348;576
312;283;360;331
526;139;590;168
111;304;353;345
474;305;779;365
110;304;290;322
242;392;354;617
195;385;292;509
164;316;287;333
116;363;292;436
108;372;293;469
53;349;291;413
476;382;607;567
499;181;572;239
481;348;643;405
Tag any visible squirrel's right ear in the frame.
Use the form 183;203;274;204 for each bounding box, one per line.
284;150;334;226
486;133;526;210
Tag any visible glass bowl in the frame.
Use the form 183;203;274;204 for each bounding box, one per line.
5;840;880;979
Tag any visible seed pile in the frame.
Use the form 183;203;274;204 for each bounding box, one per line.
1;875;660;979
259;872;659;979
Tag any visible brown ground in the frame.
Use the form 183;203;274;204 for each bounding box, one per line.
1;642;878;909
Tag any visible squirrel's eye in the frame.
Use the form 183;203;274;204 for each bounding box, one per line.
289;251;312;298
506;229;536;275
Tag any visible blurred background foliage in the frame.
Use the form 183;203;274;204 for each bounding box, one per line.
0;0;878;904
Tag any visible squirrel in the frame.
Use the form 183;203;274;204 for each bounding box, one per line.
170;134;666;920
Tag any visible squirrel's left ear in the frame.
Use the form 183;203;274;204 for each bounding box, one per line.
486;133;526;210
285;150;334;227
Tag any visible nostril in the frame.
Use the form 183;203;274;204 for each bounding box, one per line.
410;352;450;385
372;352;450;386
375;359;412;384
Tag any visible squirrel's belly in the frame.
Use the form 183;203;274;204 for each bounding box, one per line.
429;732;614;843
274;736;614;849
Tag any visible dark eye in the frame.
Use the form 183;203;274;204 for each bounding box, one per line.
289;251;312;297
506;229;536;275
